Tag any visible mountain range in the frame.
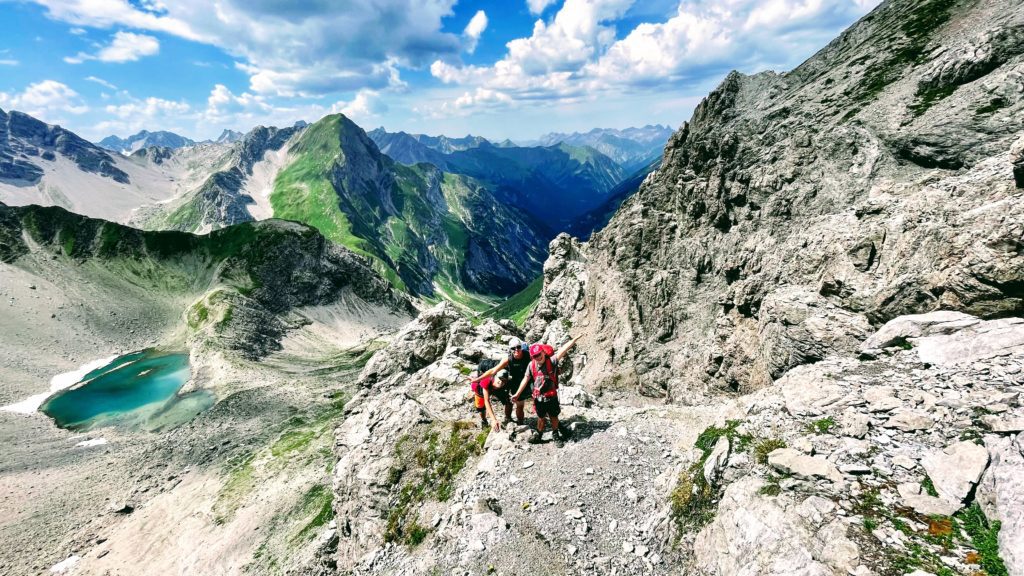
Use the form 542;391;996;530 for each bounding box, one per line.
366;128;635;231
2;1;1024;575
3;108;665;303
531;125;674;171
98;130;196;154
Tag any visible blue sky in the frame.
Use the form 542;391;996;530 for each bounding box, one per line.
0;0;880;142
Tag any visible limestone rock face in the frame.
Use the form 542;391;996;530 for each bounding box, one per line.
981;435;1024;576
0;108;129;184
914;317;1024;366
861;311;980;351
529;0;1024;399
920;441;990;505
693;477;857;576
359;302;463;385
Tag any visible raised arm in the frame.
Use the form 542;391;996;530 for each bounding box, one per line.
470;356;510;383
554;335;582;362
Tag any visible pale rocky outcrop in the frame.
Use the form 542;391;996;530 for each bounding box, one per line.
921;441;990;506
693;477;858;576
914;317;1024;367
767;449;843;484
980;435;1024;576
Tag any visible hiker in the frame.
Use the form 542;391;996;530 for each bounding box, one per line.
511;335;582;446
471;337;531;424
472;369;514;431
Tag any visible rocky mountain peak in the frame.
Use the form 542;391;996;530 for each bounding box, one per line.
1;108;129;185
530;0;1024;399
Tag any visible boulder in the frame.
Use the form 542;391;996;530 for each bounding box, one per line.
980;413;1024;434
883;410;934;432
920;441;990;505
897;483;961;516
767;448;843;484
914;317;1024;367
559;384;595;407
703;436;731;485
861;311;979;351
978;436;1024;576
359;302;460;384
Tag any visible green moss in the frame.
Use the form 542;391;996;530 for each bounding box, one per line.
921;475;939;497
291;484;334;543
188;301;210;329
854;487;1008;576
213;452;257;524
976;97;1009;116
959;504;1008;576
754;438;787;464
670;421;752;534
909;83;959;117
847;0;957;104
757;475;782;497
696;420;752;452
805;416;837;435
270;429;316;458
384;421;485;546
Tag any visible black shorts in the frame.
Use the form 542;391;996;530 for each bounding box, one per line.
534;396;560;419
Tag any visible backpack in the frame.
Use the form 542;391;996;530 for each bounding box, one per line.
530;357;559;400
477;357;499;374
471;358;500;396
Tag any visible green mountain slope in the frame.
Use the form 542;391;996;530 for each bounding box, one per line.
269;114;546;300
0;202;412;358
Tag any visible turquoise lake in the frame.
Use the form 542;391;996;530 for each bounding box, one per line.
40;350;214;432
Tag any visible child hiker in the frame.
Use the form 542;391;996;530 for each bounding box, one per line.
512;335;581;447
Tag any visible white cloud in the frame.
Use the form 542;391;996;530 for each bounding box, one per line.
331;90;388;122
0;80;89;121
30;0;461;96
0;59;18;66
105;96;190;119
66;30;160;64
527;0;560;15
463;10;488;54
84;75;118;89
69;26;86;35
429;0;881;114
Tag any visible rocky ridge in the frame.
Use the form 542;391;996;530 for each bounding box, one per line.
528;0;1024;400
98;130;196;155
0;202;413;361
151;123;307;233
328;300;1023;576
1;108;128;184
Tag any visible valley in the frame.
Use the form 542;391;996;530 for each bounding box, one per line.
1;0;1023;574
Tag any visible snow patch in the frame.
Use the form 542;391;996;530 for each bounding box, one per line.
243;140;293;220
1;354;118;414
50;555;80;573
76;437;108;447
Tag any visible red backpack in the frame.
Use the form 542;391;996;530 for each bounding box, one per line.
529;354;559;400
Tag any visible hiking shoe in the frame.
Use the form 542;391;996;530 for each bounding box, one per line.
557;427;573;440
527;431;542;444
554;436;565;448
480;420;489;430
